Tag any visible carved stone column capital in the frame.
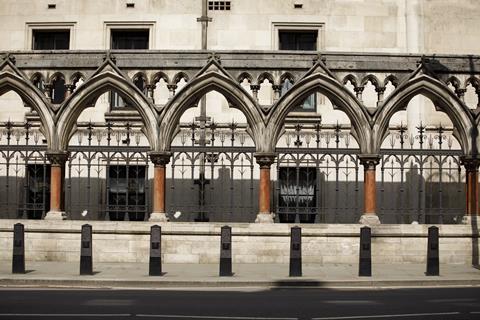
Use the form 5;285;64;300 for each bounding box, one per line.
254;152;276;169
460;156;480;172
272;84;282;92
250;84;260;92
354;86;365;94
46;151;69;166
359;155;380;170
149;151;172;167
375;86;386;94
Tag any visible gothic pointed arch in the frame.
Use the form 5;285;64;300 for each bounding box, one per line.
159;59;264;152
374;74;474;155
56;58;159;151
268;63;372;154
0;57;56;148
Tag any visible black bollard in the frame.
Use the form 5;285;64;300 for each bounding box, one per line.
149;225;162;276
289;226;302;277
219;225;232;276
12;223;25;274
426;226;439;276
80;224;93;275
359;226;372;277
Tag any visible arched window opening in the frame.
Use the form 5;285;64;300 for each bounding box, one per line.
133;74;147;95
465;83;479;109
168;90;256;222
275;92;361;224
32;75;45;92
258;78;273;106
51;76;66;104
153;78;169;105
362;80;377;109
379;94;464;224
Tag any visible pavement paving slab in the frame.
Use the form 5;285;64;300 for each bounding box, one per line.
0;261;480;288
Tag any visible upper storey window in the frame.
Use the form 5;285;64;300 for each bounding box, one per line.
32;30;69;50
279;30;317;51
111;30;149;49
208;1;231;10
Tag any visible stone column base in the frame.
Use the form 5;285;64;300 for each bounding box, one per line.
359;214;381;225
149;212;169;222
255;212;274;223
461;215;480;225
44;211;66;220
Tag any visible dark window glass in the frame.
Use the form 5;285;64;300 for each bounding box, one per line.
278;167;316;223
33;30;69;50
107;165;146;221
109;91;128;109
279;30;317;51
111;30;149;49
25;164;50;219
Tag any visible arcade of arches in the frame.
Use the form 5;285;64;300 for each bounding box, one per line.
0;51;479;224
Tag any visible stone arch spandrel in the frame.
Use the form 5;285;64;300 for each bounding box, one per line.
56;72;159;151
159;71;265;152
374;75;475;155
268;72;372;154
0;72;56;149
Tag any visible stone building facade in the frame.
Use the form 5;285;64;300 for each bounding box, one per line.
0;0;479;226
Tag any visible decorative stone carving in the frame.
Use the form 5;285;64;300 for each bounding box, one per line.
358;155;380;171
46;151;69;166
149;152;172;167
460;156;480;172
254;152;276;169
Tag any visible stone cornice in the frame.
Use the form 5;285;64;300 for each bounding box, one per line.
1;51;478;74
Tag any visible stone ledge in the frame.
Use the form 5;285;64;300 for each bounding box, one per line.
0;219;477;238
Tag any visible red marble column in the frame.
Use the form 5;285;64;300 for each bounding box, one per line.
149;152;171;222
462;157;480;216
359;156;380;225
45;152;68;220
255;153;276;223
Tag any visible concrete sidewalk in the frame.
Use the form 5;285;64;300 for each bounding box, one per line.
1;261;480;288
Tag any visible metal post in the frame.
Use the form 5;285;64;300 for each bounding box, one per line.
426;226;439;276
149;225;162;276
219;225;232;276
359;226;372;277
12;223;25;274
289;226;302;277
80;224;93;275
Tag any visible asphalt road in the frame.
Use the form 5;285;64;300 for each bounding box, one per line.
0;287;480;320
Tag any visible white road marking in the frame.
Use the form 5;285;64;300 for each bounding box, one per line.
0;314;131;317
428;298;476;303
322;300;379;305
136;315;298;320
311;312;461;319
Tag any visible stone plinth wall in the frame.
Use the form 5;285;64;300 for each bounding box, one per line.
0;220;478;264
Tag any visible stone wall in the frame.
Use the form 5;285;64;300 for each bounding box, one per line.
0;220;477;265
